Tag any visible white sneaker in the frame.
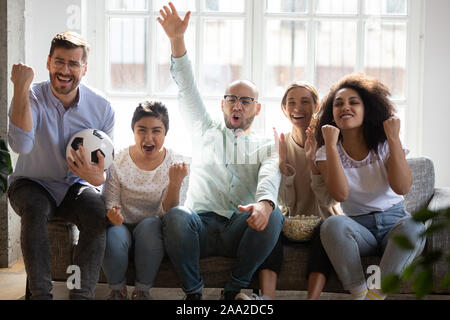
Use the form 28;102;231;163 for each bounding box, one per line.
235;293;268;300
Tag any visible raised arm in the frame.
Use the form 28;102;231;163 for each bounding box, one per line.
316;125;349;202
157;2;213;134
10;63;34;132
157;2;191;58
383;117;412;195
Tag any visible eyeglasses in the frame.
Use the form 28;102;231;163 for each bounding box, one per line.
50;57;85;72
223;95;257;108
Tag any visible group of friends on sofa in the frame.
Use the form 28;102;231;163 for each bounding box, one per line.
6;2;425;300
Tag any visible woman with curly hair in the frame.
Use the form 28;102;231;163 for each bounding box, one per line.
315;73;426;300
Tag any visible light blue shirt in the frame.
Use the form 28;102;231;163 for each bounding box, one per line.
171;53;281;219
8;81;115;206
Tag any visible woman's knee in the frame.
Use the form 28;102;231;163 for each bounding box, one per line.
106;225;131;252
320;215;351;241
162;205;197;232
391;217;425;240
134;217;163;242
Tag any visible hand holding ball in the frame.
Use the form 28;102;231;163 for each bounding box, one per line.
66;129;114;170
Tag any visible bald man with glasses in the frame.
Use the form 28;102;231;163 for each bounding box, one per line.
158;2;283;300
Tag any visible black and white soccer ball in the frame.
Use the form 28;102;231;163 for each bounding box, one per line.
66;129;114;170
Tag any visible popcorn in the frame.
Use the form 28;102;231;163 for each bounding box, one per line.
282;214;321;241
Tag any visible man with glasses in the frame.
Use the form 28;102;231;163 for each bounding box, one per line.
7;31;114;299
158;3;283;300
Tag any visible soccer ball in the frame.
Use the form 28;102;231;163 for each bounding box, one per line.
66;129;114;170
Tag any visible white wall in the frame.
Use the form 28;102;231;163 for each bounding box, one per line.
24;0;83;82
422;0;450;187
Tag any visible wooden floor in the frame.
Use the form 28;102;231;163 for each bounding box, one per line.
1;259;449;300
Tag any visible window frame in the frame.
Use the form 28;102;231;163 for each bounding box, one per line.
85;0;424;154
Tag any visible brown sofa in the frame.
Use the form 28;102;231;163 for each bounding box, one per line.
29;157;450;298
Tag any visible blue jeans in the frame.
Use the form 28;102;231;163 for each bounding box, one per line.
320;202;426;290
102;217;165;292
162;206;284;294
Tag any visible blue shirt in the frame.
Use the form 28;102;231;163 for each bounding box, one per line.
8;81;115;205
171;53;281;219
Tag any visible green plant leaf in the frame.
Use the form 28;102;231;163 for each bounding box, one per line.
441;273;450;288
0;150;13;175
401;263;417;280
445;208;450;220
412;208;439;222
0;139;13;198
413;267;433;299
445;253;450;265
422;250;443;266
0;173;7;196
392;235;415;250
382;274;401;294
422;223;448;237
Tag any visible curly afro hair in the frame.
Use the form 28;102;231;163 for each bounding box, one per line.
316;73;396;152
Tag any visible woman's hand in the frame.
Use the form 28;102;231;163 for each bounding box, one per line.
273;127;290;175
383;116;401;142
106;206;124;226
169;162;189;188
305;127;317;162
305;127;320;174
321;124;340;147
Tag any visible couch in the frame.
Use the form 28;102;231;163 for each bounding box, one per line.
26;157;450;298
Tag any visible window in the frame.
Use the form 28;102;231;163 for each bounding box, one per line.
88;0;423;155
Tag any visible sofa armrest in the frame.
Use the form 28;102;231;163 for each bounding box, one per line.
427;187;450;212
426;187;450;293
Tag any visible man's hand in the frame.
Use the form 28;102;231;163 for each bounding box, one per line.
11;63;34;90
157;2;191;41
238;201;273;231
67;145;106;186
10;63;35;132
106;206;124;226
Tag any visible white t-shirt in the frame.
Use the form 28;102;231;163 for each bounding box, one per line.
315;140;408;216
103;147;189;224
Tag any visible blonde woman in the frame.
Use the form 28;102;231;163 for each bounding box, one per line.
237;82;341;300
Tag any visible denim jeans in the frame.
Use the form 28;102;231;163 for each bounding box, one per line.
161;205;284;294
102;217;164;292
7;178;107;300
320;202;426;290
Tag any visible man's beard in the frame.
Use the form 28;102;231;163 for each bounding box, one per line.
49;72;80;95
224;113;256;132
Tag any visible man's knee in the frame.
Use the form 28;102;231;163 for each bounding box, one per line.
8;180;54;220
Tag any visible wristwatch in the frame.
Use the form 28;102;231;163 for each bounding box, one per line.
260;199;275;211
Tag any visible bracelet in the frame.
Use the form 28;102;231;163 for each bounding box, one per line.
260;199;275;211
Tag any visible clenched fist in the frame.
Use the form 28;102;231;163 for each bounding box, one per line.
11;63;34;90
106;206;124;226
321;124;340;146
383;116;401;141
169;162;188;187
